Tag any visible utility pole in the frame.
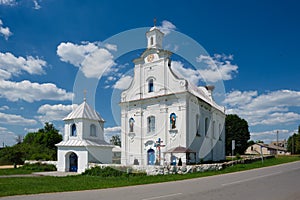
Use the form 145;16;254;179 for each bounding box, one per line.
276;130;279;156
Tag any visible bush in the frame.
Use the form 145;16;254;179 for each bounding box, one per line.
83;166;125;177
20;163;56;171
82;166;147;177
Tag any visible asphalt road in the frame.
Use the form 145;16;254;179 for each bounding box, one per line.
2;161;300;200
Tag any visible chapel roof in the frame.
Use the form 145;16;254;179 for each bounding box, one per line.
63;100;104;122
56;138;112;147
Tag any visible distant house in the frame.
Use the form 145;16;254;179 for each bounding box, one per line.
245;143;290;155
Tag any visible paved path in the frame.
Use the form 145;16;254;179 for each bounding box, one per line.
1;161;300;200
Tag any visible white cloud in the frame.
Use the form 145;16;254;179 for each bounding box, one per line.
24;127;39;133
104;126;121;142
158;20;176;35
113;75;133;90
171;61;202;85
36;104;77;122
0;0;15;5
0;105;9;110
33;0;41;9
250;129;293;144
0;126;17;146
196;54;238;82
0;52;46;79
0;79;73;102
0;112;37;125
0;19;12;40
224;89;300;126
57;42;116;79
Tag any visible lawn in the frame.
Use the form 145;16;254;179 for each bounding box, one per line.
0;156;299;197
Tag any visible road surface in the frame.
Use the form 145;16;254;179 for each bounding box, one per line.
2;161;300;200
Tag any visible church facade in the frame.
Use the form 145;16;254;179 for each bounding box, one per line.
120;26;226;166
56;100;114;173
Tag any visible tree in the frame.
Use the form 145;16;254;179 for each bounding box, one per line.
110;135;121;146
225;114;250;155
287;125;300;154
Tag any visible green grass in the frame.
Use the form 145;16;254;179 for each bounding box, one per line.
0;156;299;197
0;163;56;176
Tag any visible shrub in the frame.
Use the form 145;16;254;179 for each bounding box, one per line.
21;163;56;171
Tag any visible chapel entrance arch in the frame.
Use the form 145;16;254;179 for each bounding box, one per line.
69;152;78;172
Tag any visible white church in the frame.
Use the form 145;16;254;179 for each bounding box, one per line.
120;26;226;166
56;24;226;173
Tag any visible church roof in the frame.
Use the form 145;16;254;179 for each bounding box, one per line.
56;139;112;147
63;100;104;121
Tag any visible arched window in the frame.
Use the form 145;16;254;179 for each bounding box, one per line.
129;117;135;132
150;37;154;46
148;79;154;93
170;113;176;129
71;124;77;137
90;124;96;137
196;114;200;136
147;116;155;133
205;118;209;137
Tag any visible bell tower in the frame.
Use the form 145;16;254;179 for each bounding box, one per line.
146;19;164;49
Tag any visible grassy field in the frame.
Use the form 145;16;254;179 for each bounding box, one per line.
0;156;299;197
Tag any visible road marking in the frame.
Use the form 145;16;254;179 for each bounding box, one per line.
141;193;183;200
222;171;282;186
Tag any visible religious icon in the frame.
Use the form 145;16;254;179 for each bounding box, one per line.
170;113;176;129
129;117;135;132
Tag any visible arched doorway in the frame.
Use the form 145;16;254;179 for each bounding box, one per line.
69;152;78;172
147;149;155;165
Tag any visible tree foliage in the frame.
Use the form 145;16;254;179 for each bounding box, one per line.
225;114;250;155
0;123;62;165
110;135;121;146
287;125;300;154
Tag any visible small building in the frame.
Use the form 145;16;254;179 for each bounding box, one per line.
245;143;290;155
56;99;114;173
112;146;121;164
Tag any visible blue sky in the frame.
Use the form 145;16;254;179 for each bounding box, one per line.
0;0;300;146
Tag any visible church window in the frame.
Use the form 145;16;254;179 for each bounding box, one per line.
150;37;153;46
170;113;176;129
147;116;155;133
196;114;200;136
148;79;154;93
129;117;135;132
71;124;77;137
90;124;96;137
205;118;209;137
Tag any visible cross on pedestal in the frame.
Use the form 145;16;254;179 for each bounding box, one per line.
154;138;165;165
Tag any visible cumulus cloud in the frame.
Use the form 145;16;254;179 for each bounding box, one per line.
170;53;238;85
0;112;37;125
250;129;293;144
36;104;77;122
33;0;41;9
57;42;116;79
104;126;121;142
0;126;17;146
0;0;15;5
0;80;73;102
0;52;46;79
224;90;300;126
0;105;9;111
0;19;12;40
196;54;238;82
113;75;133;90
158;20;176;35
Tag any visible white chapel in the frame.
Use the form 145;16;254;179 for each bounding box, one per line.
120;26;226;166
56;99;114;173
